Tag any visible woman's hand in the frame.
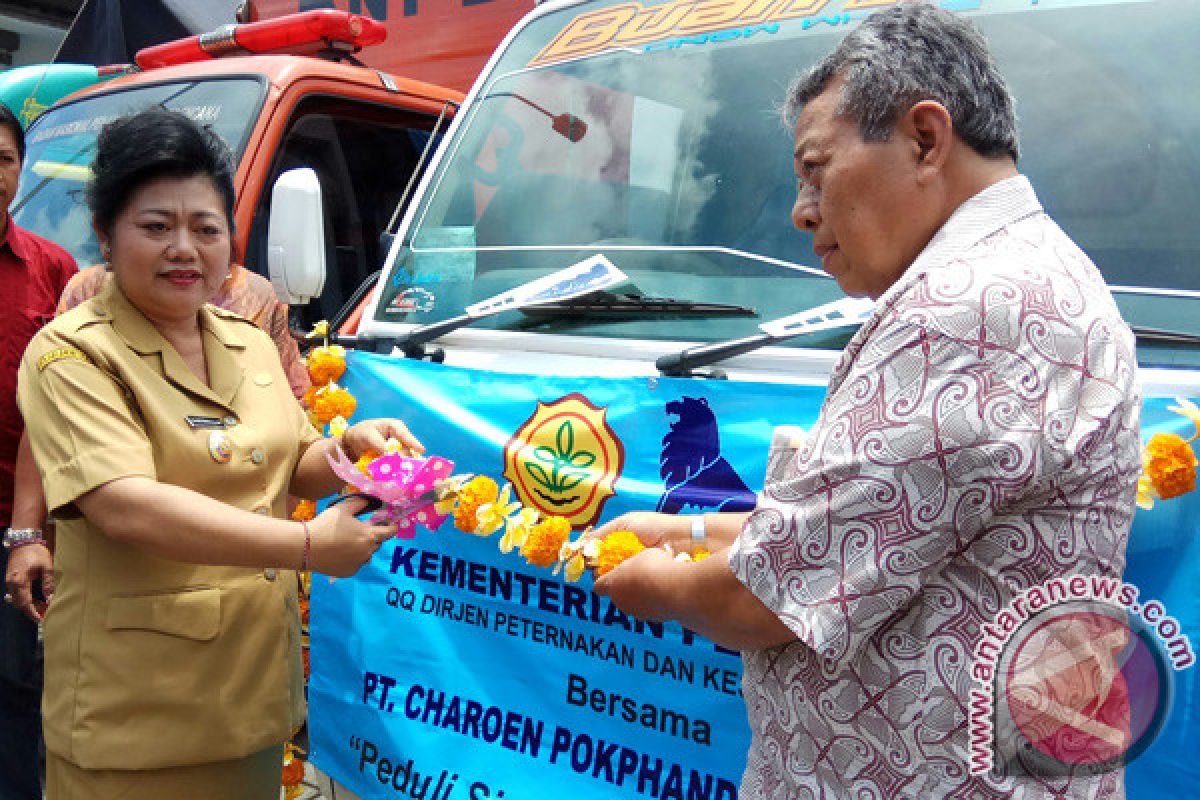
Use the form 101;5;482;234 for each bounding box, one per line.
588;511;690;550
306;496;398;577
342;419;425;460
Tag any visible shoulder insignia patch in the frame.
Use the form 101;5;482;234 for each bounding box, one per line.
37;346;92;371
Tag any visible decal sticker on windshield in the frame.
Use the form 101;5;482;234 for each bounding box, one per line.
386;287;437;315
528;0;996;67
529;0;828;66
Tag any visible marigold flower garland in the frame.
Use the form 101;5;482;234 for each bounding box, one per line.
288;321;1200;787
282;322;359;794
438;475;709;580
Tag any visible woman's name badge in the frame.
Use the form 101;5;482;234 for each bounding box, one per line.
187;416;225;429
208;431;233;464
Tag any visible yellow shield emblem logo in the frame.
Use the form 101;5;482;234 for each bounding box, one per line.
503;393;625;529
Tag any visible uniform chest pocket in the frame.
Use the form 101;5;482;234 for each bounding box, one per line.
105;587;221;641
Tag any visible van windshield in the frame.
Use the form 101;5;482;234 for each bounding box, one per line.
380;0;1200;366
12;78;264;268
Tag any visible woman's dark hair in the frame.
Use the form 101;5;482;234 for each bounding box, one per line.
88;108;236;236
0;103;25;162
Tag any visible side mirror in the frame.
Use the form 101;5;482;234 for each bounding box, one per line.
267;167;326;305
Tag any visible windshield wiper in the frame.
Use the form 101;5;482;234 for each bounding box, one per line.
520;291;754;317
658;297;873;377
384;291;753;360
656;323;1200;379
1132;326;1200;347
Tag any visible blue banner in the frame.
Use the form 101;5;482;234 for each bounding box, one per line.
310;352;1198;798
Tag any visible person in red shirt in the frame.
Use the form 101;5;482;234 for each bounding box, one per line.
0;102;78;800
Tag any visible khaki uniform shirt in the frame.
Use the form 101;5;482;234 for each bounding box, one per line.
17;280;322;770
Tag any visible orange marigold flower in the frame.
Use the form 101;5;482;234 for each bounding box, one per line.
311;385;357;426
594;530;645;577
354;449;381;476
693;548;711;562
306;345;346;386
452;476;499;533
298;597;310;627
282;756;305;787
521;516;572;568
302;385;320;409
291;499;317;522
1145;432;1198;500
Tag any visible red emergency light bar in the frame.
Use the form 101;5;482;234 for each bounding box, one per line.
135;10;386;70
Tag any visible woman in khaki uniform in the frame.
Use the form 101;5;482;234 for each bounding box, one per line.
16;109;422;799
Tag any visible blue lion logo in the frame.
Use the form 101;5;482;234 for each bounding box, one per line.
656;397;757;515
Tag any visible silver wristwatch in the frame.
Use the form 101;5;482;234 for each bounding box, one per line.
2;528;46;550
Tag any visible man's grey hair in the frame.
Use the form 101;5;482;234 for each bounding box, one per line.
784;2;1019;161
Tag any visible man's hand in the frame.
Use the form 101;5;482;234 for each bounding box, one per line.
588;512;690;550
4;543;53;623
593;547;678;622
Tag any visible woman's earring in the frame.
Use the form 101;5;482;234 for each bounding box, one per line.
101;244;111;260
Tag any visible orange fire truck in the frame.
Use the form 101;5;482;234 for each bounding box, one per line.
12;0;529;330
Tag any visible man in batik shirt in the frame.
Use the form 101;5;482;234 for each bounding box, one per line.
593;5;1139;799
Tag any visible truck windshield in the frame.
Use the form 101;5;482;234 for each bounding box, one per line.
380;0;1200;365
12;78;264;267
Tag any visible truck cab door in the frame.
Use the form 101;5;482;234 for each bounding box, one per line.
246;94;441;331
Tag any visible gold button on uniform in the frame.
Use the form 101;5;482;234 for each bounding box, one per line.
253;372;273;387
263;568;278;581
251;449;265;465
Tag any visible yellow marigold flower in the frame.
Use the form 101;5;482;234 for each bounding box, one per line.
594;529;645;577
453;476;498;533
474;484;521;536
693;548;712;561
433;475;470;516
500;507;539;553
1144;432;1198;500
306;345;347;386
1136;474;1156;511
1168;396;1200;440
307;320;330;341
282;744;305;787
311;384;357;426
563;550;588;583
291;500;317;522
328;415;349;438
553;536;597;582
521;516;571;568
354;449;381;477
